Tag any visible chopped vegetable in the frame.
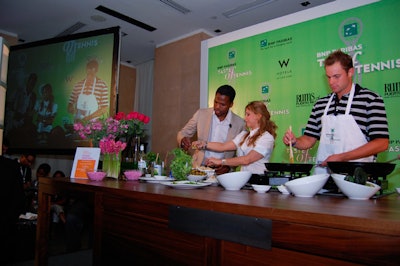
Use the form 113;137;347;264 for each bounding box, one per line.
344;167;369;185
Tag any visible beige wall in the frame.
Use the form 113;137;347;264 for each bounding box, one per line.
0;32;18;46
117;64;136;113
152;32;211;160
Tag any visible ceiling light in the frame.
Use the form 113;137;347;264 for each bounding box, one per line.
159;0;191;14
96;5;156;32
90;15;106;22
223;0;277;18
56;22;86;37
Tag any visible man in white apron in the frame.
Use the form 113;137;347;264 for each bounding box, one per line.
282;50;389;174
75;77;99;120
68;59;109;121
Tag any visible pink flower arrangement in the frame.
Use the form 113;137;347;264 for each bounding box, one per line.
99;138;127;154
74;111;150;152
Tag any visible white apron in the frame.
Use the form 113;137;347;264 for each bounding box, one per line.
314;84;374;174
76;77;98;119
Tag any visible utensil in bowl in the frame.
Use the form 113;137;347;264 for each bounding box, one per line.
217;171;252;191
331;174;381;200
284;174;329;197
289;126;294;163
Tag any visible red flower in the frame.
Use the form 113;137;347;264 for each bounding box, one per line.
114;112;126;121
143;115;150;124
126;111;139;120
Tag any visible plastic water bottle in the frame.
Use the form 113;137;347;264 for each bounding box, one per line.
138;144;147;176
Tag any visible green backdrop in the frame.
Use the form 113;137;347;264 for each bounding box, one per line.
206;0;400;189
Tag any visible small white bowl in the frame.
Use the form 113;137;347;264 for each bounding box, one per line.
331;174;381;200
284;174;330;197
197;166;216;178
187;173;207;182
277;185;290;194
252;184;271;193
154;175;168;180
217;171;252;191
396;188;400;195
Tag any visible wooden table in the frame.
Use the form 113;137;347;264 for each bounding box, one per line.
36;177;400;265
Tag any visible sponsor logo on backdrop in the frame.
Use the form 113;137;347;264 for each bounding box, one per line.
316;18;400;80
260;83;271;104
270;109;289;116
276;58;292;80
384;81;400;98
63;39;99;63
260;37;293;50
389;139;400;152
296;92;317;107
216;48;253;82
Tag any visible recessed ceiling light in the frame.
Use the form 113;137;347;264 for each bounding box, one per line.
159;0;191;14
223;0;277;18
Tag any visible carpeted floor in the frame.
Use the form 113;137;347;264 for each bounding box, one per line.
9;222;92;266
11;249;93;266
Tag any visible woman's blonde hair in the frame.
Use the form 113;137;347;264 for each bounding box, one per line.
239;101;277;147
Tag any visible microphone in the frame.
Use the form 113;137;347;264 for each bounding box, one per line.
229;124;232;128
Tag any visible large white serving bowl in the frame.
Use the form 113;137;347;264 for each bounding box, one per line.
217;171;252;191
331;174;381;200
284;174;330;197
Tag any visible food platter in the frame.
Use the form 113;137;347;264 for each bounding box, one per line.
162;181;212;189
139;176;174;183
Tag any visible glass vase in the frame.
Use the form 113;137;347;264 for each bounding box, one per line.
122;135;140;170
103;152;121;179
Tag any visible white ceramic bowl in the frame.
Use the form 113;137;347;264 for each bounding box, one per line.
154;175;168;180
197;166;216;178
124;170;142;180
331;174;381;200
252;184;271;193
87;171;106;181
217;171;252;191
187;173;207;182
284;174;330;197
277;185;290;194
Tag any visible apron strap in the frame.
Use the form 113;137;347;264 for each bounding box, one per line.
323;83;355;116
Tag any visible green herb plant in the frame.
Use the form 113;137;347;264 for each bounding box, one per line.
145;151;157;163
170;148;192;181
